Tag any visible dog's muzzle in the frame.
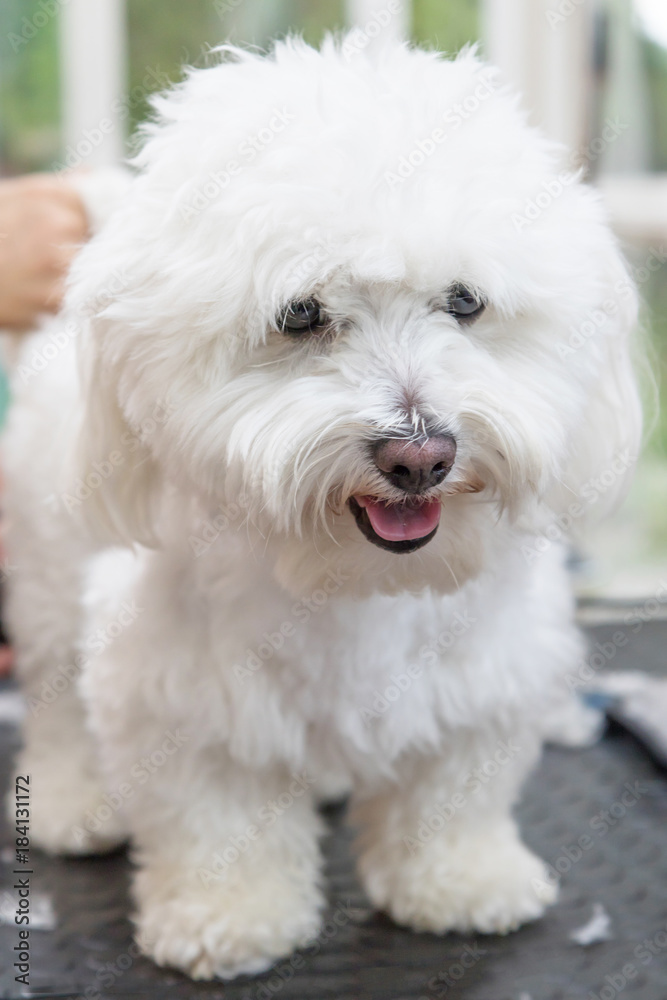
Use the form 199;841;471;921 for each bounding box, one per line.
349;434;456;554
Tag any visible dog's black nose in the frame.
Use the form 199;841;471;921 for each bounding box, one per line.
373;435;457;493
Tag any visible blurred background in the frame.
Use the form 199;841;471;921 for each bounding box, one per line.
0;0;666;605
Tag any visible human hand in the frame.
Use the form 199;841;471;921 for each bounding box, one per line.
0;173;89;330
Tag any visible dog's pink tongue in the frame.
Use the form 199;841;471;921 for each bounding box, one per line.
356;497;441;542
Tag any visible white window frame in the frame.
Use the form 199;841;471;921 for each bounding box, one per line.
482;0;593;153
482;0;667;243
59;0;126;167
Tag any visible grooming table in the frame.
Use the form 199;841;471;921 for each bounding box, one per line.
1;619;666;1000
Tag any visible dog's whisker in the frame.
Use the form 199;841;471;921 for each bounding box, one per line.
437;551;462;592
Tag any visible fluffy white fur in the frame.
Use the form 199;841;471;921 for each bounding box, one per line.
3;37;640;980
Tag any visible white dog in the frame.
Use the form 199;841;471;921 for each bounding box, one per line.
3;37;640;980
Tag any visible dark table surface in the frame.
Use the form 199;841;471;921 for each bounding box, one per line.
1;619;666;1000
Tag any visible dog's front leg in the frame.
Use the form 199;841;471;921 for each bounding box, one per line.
74;546;328;979
352;725;557;935
126;748;326;979
83;649;325;979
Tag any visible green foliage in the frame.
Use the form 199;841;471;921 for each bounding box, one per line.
412;0;480;52
0;0;60;173
643;37;667;171
126;0;222;135
278;0;346;46
126;0;346;138
642;267;667;458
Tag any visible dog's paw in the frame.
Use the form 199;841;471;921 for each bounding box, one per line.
133;863;325;979
10;749;126;855
359;824;557;936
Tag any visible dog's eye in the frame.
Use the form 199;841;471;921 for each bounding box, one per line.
279;299;325;336
446;285;486;324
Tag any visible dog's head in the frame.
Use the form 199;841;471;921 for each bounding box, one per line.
69;38;641;594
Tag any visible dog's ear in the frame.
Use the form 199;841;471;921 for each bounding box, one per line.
549;235;642;530
67;311;163;547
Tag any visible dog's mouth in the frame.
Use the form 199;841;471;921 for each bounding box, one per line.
348;495;440;554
